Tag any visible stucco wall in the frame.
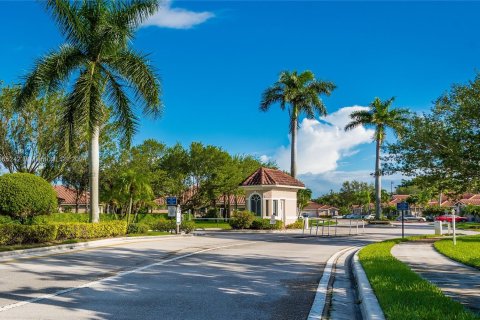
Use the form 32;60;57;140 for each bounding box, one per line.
244;187;299;225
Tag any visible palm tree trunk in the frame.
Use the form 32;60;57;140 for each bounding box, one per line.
127;195;133;224
89;125;100;223
375;139;382;219
290;110;298;178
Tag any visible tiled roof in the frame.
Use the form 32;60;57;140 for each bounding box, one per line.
240;167;305;188
304;201;338;211
54;185;89;205
459;199;480;206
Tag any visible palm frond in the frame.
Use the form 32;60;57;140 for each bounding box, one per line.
106;50;162;118
102;67;138;146
17;45;86;109
260;85;284;111
44;0;87;47
112;0;159;29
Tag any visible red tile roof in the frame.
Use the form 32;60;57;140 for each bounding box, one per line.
240;167;305;188
54;185;89;205
304;201;337;211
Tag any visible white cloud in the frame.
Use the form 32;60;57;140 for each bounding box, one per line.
142;0;214;29
269;106;375;175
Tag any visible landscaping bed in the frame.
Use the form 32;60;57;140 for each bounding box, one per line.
359;236;479;320
434;235;480;269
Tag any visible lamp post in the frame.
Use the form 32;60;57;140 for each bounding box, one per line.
451;208;456;246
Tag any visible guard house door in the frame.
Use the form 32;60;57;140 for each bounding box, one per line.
280;199;286;224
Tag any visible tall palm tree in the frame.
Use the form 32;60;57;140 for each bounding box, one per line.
260;70;335;178
345;97;410;219
17;0;162;222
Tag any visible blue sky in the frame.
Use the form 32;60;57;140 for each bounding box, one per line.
1;1;480;196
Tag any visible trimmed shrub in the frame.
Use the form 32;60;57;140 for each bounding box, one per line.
32;213;119;224
153;219;176;232
229;211;255;229
250;218;284;230
286;220;304;229
0;173;57;219
127;223;150;234
205;208;221;219
180;221;196;234
0;215;18;224
55;221;127;240
0;224;57;245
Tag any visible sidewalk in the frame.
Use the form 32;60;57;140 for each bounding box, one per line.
391;241;480;314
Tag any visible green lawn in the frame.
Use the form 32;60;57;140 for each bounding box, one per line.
456;222;480;231
193;220;231;230
126;231;171;237
434;235;480;269
359;237;479;320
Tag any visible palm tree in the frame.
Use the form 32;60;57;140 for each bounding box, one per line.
116;169;153;224
17;0;162;222
260;70;336;178
345;97;410;219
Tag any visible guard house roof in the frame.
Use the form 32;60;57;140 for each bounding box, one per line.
240;167;305;188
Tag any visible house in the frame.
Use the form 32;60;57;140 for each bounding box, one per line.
302;201;339;217
54;185;89;213
54;185;104;213
240;167;305;225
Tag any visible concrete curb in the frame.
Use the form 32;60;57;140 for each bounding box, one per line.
0;234;191;262
352;251;386;320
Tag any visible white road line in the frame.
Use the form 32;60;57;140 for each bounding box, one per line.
307;246;359;320
0;241;254;313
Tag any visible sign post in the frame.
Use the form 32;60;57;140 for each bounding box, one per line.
397;202;409;239
176;206;182;234
166;196;180;233
451;208;457;246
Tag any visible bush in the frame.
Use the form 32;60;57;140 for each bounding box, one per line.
127;223;150;234
0;173;57;220
250;218;284;230
205;208;222;219
55;221;127;240
286;220;304;229
229;211;255;229
153;219;176;232
0;215;18;224
180;221;196;234
0;224;57;245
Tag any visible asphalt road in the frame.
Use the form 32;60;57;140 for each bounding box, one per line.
0;223;444;320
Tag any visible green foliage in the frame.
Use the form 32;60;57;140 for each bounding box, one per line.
0;85;71;182
55;221;127;240
229;210;255;229
0;215;17;224
385;74;480;194
422;205;446;216
286;220;304;229
463;205;480;217
250;218;284;230
0;173;57;219
0;224;58;245
127;223;150;234
180;221;196;234
434;235;480;269
32;213;118;224
205;208;221;218
359;239;479;320
153;219;177;232
297;189;312;212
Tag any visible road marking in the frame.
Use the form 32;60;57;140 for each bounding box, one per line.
0;241;255;313
307;246;359;320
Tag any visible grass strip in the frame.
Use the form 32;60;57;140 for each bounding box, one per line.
359;237;479;320
193;221;232;229
434;235;480;269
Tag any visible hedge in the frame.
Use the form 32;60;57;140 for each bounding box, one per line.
229;211;255;229
250;218;284;230
0;173;57;219
127;223;150;234
0;221;127;245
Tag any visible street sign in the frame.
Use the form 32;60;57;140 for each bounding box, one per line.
176;206;182;225
166;197;177;206
270;216;276;225
168;206;176;217
397;202;409;211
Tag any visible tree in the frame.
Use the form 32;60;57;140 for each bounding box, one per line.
18;0;162;222
61;157;89;213
0;85;71;181
385;74;480;196
297;188;312;216
260;70;336;177
345;97;409;219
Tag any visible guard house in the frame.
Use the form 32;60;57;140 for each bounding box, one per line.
240;167;305;225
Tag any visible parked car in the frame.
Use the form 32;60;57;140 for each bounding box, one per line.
345;214;362;219
435;215;468;223
362;214;375;220
396;215;427;222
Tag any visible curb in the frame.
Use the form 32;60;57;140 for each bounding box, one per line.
307;246;357;320
352;251;385;320
0;234;191;262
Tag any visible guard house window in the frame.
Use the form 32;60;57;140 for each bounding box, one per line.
250;194;262;216
273;200;278;216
